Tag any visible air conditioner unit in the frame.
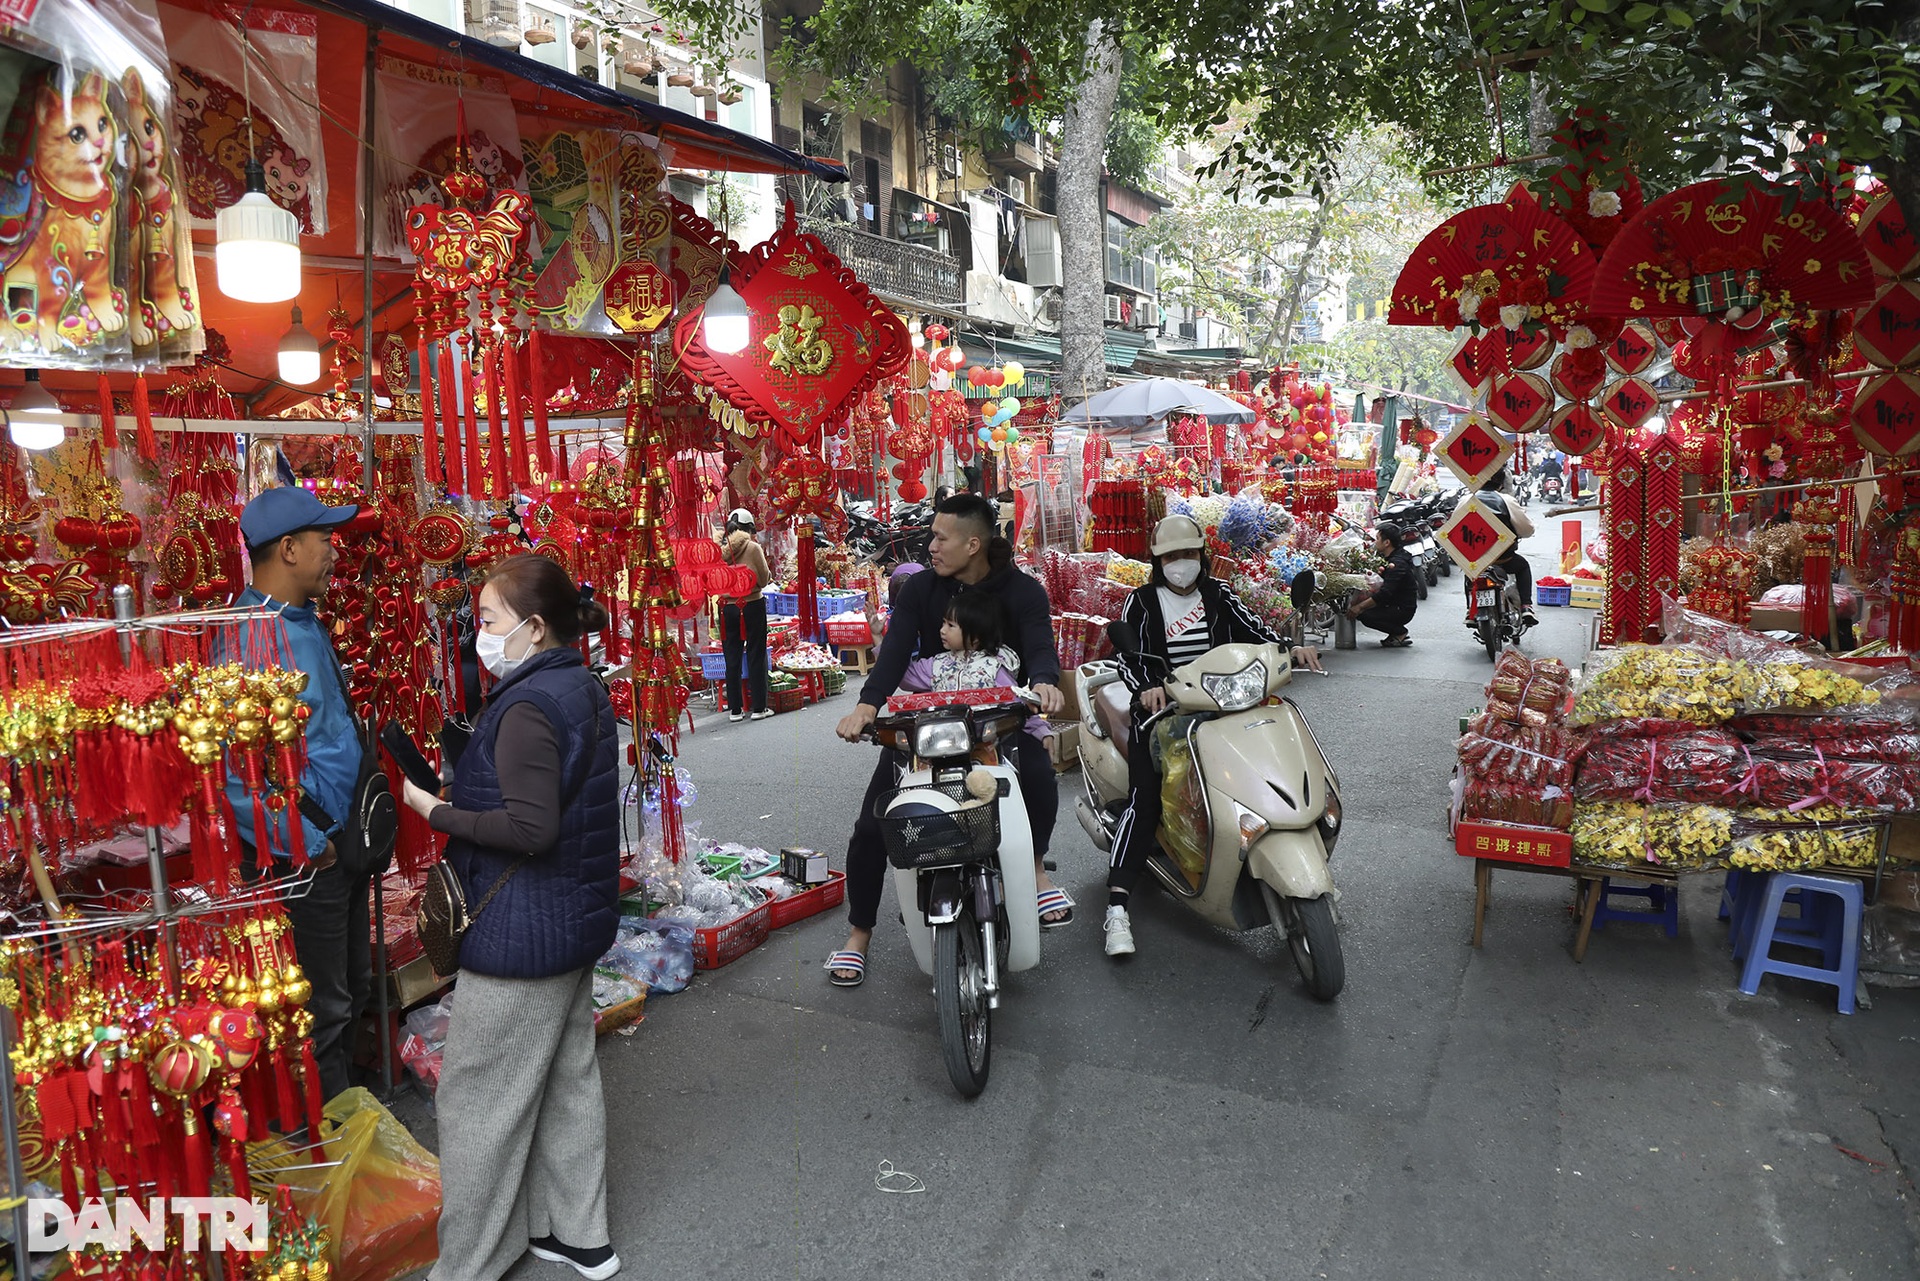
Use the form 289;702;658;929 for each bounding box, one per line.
1043;294;1063;323
1104;293;1124;324
1025;217;1061;288
1005;175;1026;204
1138;301;1158;329
940;143;963;178
1178;320;1197;341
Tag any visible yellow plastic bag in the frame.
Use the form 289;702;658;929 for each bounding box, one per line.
261;1087;441;1280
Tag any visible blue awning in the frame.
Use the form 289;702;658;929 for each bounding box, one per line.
306;0;846;182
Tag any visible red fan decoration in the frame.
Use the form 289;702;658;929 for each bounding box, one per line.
1590;177;1876;322
1388;191;1596;338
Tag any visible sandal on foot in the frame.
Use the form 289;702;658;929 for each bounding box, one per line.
1382;633;1413;648
1038;888;1075;929
824;951;866;987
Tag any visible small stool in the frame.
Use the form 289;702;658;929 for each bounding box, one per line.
1588;877;1679;938
1730;876;1820;962
1737;872;1863;1014
799;671;825;704
840;643;875;674
1718;869;1746;921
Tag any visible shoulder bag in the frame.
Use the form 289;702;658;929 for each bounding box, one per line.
415;697;601;976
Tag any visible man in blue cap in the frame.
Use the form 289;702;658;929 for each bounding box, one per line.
231;485;368;1101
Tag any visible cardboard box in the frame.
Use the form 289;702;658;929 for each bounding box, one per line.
781;847;828;885
1569;579;1605;609
1047;721;1080;773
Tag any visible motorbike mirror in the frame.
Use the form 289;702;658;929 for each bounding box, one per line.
1107;619;1142;655
1289;570;1317;612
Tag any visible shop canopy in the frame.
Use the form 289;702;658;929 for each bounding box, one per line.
23;0;843;418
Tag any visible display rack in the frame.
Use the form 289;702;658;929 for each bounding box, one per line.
0;594;330;1277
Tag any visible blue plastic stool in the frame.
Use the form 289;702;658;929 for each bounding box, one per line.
1589;877;1680;938
1731;877;1822;962
1718;869;1746;921
1736;872;1863;1014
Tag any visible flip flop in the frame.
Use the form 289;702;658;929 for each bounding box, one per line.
1037;888;1075;929
824;951;866;987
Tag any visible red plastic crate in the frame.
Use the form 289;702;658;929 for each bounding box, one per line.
768;870;846;930
824;620;873;646
1454;822;1571;868
692;899;772;970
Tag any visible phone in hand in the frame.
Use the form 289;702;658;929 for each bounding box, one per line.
379;721;443;794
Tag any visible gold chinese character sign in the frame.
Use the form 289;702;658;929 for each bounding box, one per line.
673;203;911;452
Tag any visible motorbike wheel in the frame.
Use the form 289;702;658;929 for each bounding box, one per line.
933;904;991;1097
1438;556;1452;577
1424;561;1439;587
1478;616;1501;662
1415;573;1428;601
1267;890;1344;1001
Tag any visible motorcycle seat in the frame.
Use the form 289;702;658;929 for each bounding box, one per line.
1094;682;1134;760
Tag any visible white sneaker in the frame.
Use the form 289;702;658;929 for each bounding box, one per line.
1103;905;1135;957
728;712;744;723
750;709;774;720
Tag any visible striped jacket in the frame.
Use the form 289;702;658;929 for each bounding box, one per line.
1117;575;1282;694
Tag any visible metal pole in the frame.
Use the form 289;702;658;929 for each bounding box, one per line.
359;32;395;1099
114;585;181;993
1;1006;30;1279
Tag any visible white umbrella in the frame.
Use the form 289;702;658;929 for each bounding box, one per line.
1058;377;1255;430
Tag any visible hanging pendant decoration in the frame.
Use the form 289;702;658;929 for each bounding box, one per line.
406;110;536;498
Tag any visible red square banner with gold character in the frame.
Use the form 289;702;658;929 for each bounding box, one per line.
674;206;911;450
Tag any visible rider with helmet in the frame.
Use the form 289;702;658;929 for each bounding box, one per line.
1474;469;1537;625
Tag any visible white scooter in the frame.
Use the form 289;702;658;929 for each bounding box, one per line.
869;696;1040;1097
1073;575;1346;999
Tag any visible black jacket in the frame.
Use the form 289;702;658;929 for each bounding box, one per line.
1377;548;1420;614
1117;575;1281;693
859;560;1062;708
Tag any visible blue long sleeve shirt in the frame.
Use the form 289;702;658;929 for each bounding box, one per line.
222;588;363;859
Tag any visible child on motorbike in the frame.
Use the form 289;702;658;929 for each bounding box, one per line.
897;591;1054;750
1105;515;1323;958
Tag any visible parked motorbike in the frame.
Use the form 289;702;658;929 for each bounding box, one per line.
1073;575;1346;1000
869;695;1041;1097
1466;555;1535;661
847;499;934;567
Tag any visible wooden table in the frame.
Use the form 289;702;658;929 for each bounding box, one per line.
1470;858;1680;962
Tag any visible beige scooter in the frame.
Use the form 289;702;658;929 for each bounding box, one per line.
1073;585;1345;998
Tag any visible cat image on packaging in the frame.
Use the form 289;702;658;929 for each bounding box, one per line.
0;66;130;357
123;69;195;348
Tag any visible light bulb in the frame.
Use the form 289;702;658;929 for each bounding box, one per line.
278;306;321;384
12;370;57;415
10;374;62;450
703;271;750;355
216;160;301;304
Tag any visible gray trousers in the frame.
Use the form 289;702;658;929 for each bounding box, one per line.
430;966;611;1281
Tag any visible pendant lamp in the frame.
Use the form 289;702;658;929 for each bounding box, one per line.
217;159;301;303
10;371;64;450
703;265;750;354
278;306;321;384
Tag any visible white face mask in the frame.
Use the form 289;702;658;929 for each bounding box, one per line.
1163;559;1202;590
476;617;529;677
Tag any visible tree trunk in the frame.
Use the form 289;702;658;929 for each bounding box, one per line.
1273;198;1334;364
1056;20;1124;406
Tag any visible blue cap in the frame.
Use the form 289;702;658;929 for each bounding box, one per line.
239;486;357;552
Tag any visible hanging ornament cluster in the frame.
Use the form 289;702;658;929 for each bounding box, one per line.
407;112;546;497
150;431;244;604
974;359;1029;457
1851;189;1920;459
624;348;690;860
5;907;326;1266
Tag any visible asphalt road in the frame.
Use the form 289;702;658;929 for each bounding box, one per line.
403;519;1920;1281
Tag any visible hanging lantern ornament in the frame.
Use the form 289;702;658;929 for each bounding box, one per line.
407;105;538;498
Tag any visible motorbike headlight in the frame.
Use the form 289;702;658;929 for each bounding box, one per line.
1317;788;1342;856
1232;801;1269;856
1200;661;1268;713
913;717;972;759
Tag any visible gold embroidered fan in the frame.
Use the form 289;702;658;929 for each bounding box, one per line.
1590;177;1876;321
1388;190;1595;339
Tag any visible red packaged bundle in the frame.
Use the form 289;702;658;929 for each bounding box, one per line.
885;689;1024;713
1462;775;1573;830
1456;731;1576;789
1741;729;1920;764
1485;652;1573;726
1576;730;1750;805
1747;755;1920;812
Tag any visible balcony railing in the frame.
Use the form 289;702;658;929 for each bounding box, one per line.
801;219;964;308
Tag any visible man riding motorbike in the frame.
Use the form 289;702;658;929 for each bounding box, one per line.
1475;469;1538;626
827;495;1068;987
1103;515;1324;958
1344;523;1419;647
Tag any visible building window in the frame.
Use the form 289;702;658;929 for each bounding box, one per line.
1105;214;1157;293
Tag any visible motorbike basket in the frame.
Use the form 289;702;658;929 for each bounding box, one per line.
879;781;1001;871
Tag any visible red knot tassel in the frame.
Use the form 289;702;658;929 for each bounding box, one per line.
503;336;531;487
97;374;118;448
418;331;443;486
486;340;509;496
439;339;464;494
459;344;482;498
133;374;156;461
529;323;553;474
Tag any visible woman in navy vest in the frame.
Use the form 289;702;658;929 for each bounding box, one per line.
401;554;623;1281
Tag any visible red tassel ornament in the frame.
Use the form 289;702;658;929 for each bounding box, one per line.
132;373;157;461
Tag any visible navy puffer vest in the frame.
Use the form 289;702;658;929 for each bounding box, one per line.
447;647;620;978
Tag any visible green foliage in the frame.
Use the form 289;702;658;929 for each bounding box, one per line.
1294;323;1460;406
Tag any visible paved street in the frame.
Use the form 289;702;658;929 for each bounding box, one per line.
404;522;1920;1280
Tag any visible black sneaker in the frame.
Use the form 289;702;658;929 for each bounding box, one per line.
529;1236;621;1280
